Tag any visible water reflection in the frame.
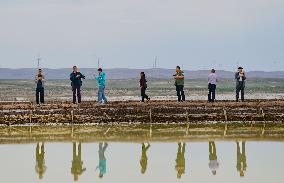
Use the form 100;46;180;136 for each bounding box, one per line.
175;142;186;179
30;141;255;181
208;141;219;175
71;142;86;181
35;142;47;179
236;141;247;177
96;142;108;178
140;143;151;174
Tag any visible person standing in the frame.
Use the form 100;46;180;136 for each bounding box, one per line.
235;67;246;102
70;66;85;104
35;68;45;105
95;68;107;104
140;72;150;102
173;66;185;102
208;69;218;102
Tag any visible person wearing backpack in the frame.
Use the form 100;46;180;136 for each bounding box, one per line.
70;66;85;104
140;72;150;102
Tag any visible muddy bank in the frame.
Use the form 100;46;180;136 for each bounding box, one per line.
0;100;284;124
0;124;284;144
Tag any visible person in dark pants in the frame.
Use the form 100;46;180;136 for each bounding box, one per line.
35;69;45;105
208;69;218;102
235;67;246;102
70;66;85;104
140;72;150;102
173;66;185;102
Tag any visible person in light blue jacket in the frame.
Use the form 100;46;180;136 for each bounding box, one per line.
95;68;107;104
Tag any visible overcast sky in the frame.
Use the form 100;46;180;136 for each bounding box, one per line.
0;0;283;71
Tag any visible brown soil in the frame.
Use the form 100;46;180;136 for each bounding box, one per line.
0;99;284;125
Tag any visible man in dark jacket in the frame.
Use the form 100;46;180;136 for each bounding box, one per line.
235;67;246;102
140;72;150;102
35;69;45;104
70;66;85;104
173;66;185;102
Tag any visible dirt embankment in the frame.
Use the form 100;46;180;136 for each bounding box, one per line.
0;99;284;125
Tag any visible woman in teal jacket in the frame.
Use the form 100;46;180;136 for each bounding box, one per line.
95;68;107;104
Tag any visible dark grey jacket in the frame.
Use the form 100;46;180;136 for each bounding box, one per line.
235;72;246;88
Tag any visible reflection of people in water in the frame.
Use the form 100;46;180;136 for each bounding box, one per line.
175;142;186;179
140;143;151;174
71;142;86;181
208;141;219;175
96;142;108;178
35;142;47;179
236;141;247;177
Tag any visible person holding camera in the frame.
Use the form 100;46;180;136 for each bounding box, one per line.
70;66;85;104
173;66;185;102
35;68;45;105
235;67;246;102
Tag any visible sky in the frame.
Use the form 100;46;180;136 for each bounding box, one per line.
0;0;283;71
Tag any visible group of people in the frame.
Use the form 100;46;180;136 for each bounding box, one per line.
34;141;247;180
34;65;247;104
35;66;108;105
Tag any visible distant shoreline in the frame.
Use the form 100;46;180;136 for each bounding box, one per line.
1;68;284;79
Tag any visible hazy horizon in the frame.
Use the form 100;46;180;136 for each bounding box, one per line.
1;67;284;73
0;0;283;71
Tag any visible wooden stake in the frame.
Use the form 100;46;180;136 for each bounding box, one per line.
71;110;74;123
149;109;152;123
223;108;228;121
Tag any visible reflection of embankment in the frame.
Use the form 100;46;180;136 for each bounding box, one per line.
0;100;284;124
1;124;284;143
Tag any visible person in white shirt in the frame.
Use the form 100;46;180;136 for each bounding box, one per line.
208;69;218;102
209;141;219;175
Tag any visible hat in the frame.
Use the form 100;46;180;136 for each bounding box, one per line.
98;68;102;71
238;67;243;69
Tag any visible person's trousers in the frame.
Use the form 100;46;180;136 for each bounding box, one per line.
72;85;81;104
141;87;149;102
36;88;44;104
208;84;216;102
176;85;185;102
236;83;245;101
98;86;107;103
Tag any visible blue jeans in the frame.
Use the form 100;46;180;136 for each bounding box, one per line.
98;86;107;103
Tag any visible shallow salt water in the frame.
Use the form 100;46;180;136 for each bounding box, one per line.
0;141;283;183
